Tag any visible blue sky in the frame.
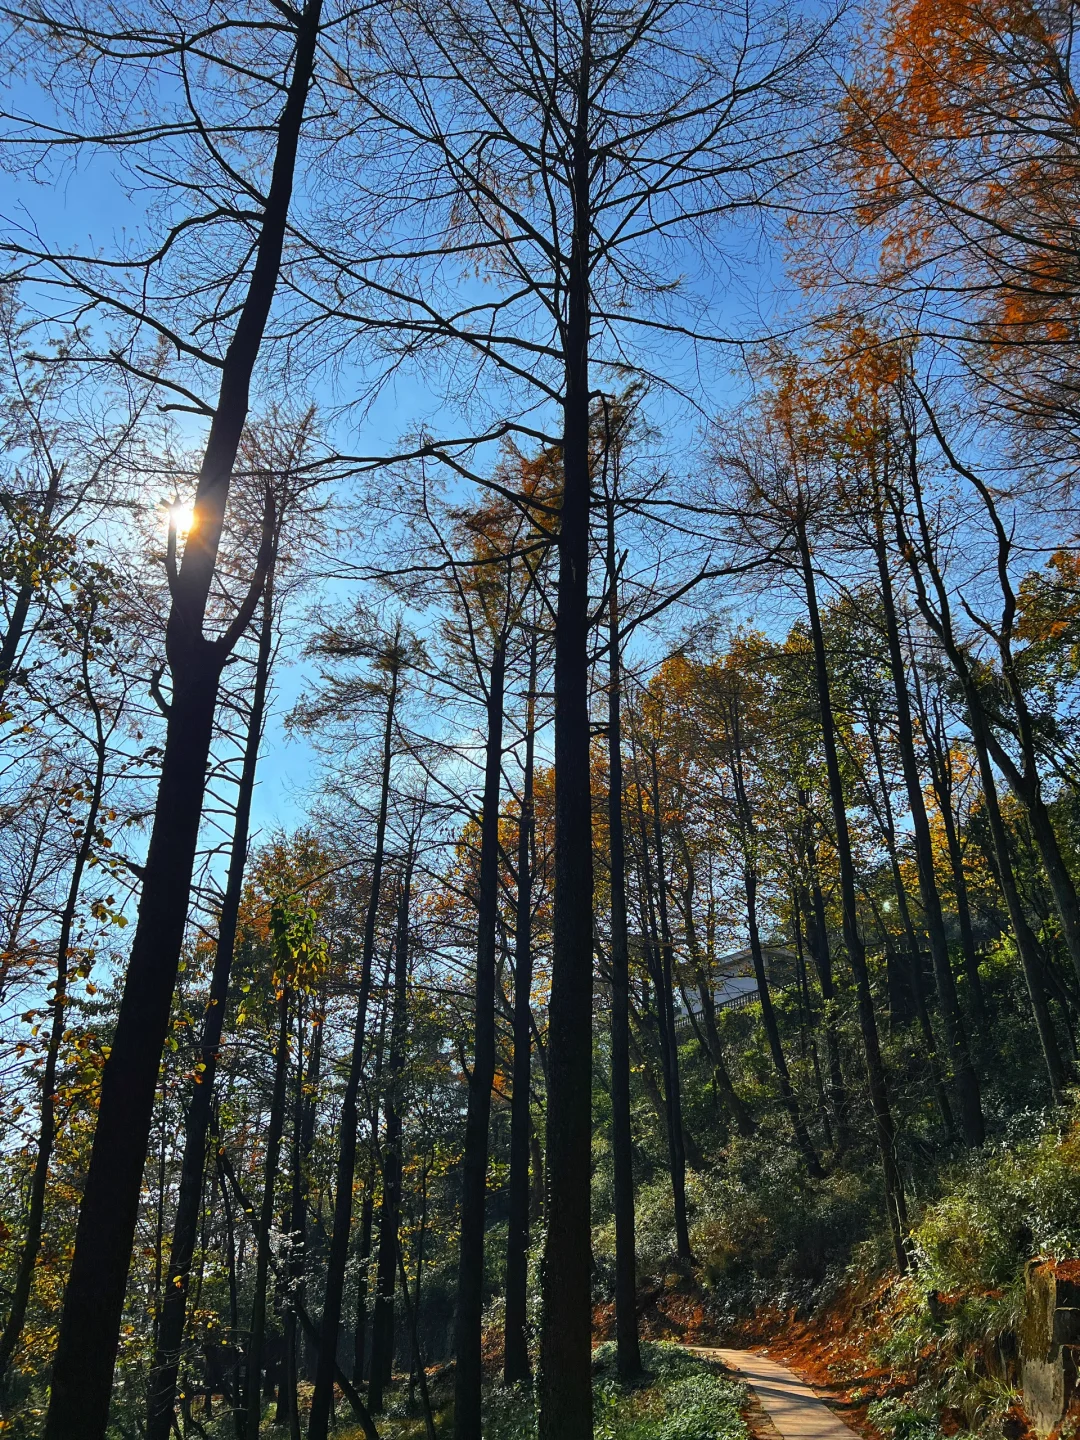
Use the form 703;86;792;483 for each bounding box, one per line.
0;31;803;860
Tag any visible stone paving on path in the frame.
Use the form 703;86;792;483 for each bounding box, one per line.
694;1348;858;1440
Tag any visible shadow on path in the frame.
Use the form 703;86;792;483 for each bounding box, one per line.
690;1346;859;1440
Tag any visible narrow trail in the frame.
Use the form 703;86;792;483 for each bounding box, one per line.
692;1347;859;1440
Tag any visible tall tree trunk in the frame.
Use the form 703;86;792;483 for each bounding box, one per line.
675;848;755;1138
601;500;642;1379
538;35;595;1437
605;556;644;1376
985;726;1080;989
352;1184;376;1386
791;899;834;1149
43;11;322;1433
214;1145;243;1435
246;988;292;1440
626;1010;702;1168
218;1143;241;1336
874;534;983;1144
220;1142;380;1440
277;991;323;1437
353;954;392;1391
895;485;1070;1101
796;867;848;1146
0;616;108;1378
725;709;822;1176
915;401;1080;985
970;726;1068;1099
863;710;956;1140
691;974;755;1137
369;858;414;1411
647;749;694;1228
453;637;505;1440
309;653;399;1440
909;667;991;1031
632;773;691;1260
942;798;991;1027
505;636;538;1384
744;864;823;1177
796;524;908;1271
408;1156;429;1408
147;564;277;1440
397;1235;438;1440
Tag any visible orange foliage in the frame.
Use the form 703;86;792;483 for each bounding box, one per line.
839;0;1080;378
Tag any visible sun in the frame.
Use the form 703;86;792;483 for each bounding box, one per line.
165;498;197;537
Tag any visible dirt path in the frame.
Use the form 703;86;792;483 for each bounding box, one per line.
691;1348;859;1440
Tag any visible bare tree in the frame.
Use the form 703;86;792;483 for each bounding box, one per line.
0;0;331;1428
145;412;324;1440
314;3;834;1428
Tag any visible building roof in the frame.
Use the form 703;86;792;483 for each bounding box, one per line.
674;945;798;1025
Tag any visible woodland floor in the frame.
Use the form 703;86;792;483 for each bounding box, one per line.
333;1268;1056;1440
598;1274;1040;1440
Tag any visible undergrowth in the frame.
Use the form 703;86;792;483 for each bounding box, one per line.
860;1106;1080;1435
367;1343;748;1440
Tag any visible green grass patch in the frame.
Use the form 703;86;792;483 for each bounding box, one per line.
362;1342;748;1440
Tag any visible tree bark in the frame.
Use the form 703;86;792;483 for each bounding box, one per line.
745;865;824;1177
354;953;392;1390
369;858;414;1411
277;991;323;1437
862;707;956;1139
902;409;1080;992
147;559;277;1440
453;637;505;1440
724;701;823;1176
994;739;1080;988
874;533;984;1144
791;900;834;1150
626;1011;700;1169
909;667;991;1031
43;9;321;1433
397;1235;438;1440
797;523;908;1271
352;1184;376;1385
309;652;399;1440
674;846;755;1138
505;635;538;1384
246;988;292;1440
631;771;691;1260
408;1155;430;1409
692;975;755;1137
796;863;848;1146
602;500;642;1380
538;33;595;1437
647;749;694;1257
219;1149;381;1440
969;724;1068;1099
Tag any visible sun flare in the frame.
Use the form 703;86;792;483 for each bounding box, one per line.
165;499;197;537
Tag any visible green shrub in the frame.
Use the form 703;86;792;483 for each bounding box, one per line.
650;1372;747;1440
594;1344;747;1440
867;1395;946;1440
477;1344;748;1440
870;1103;1080;1435
689;1139;876;1285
